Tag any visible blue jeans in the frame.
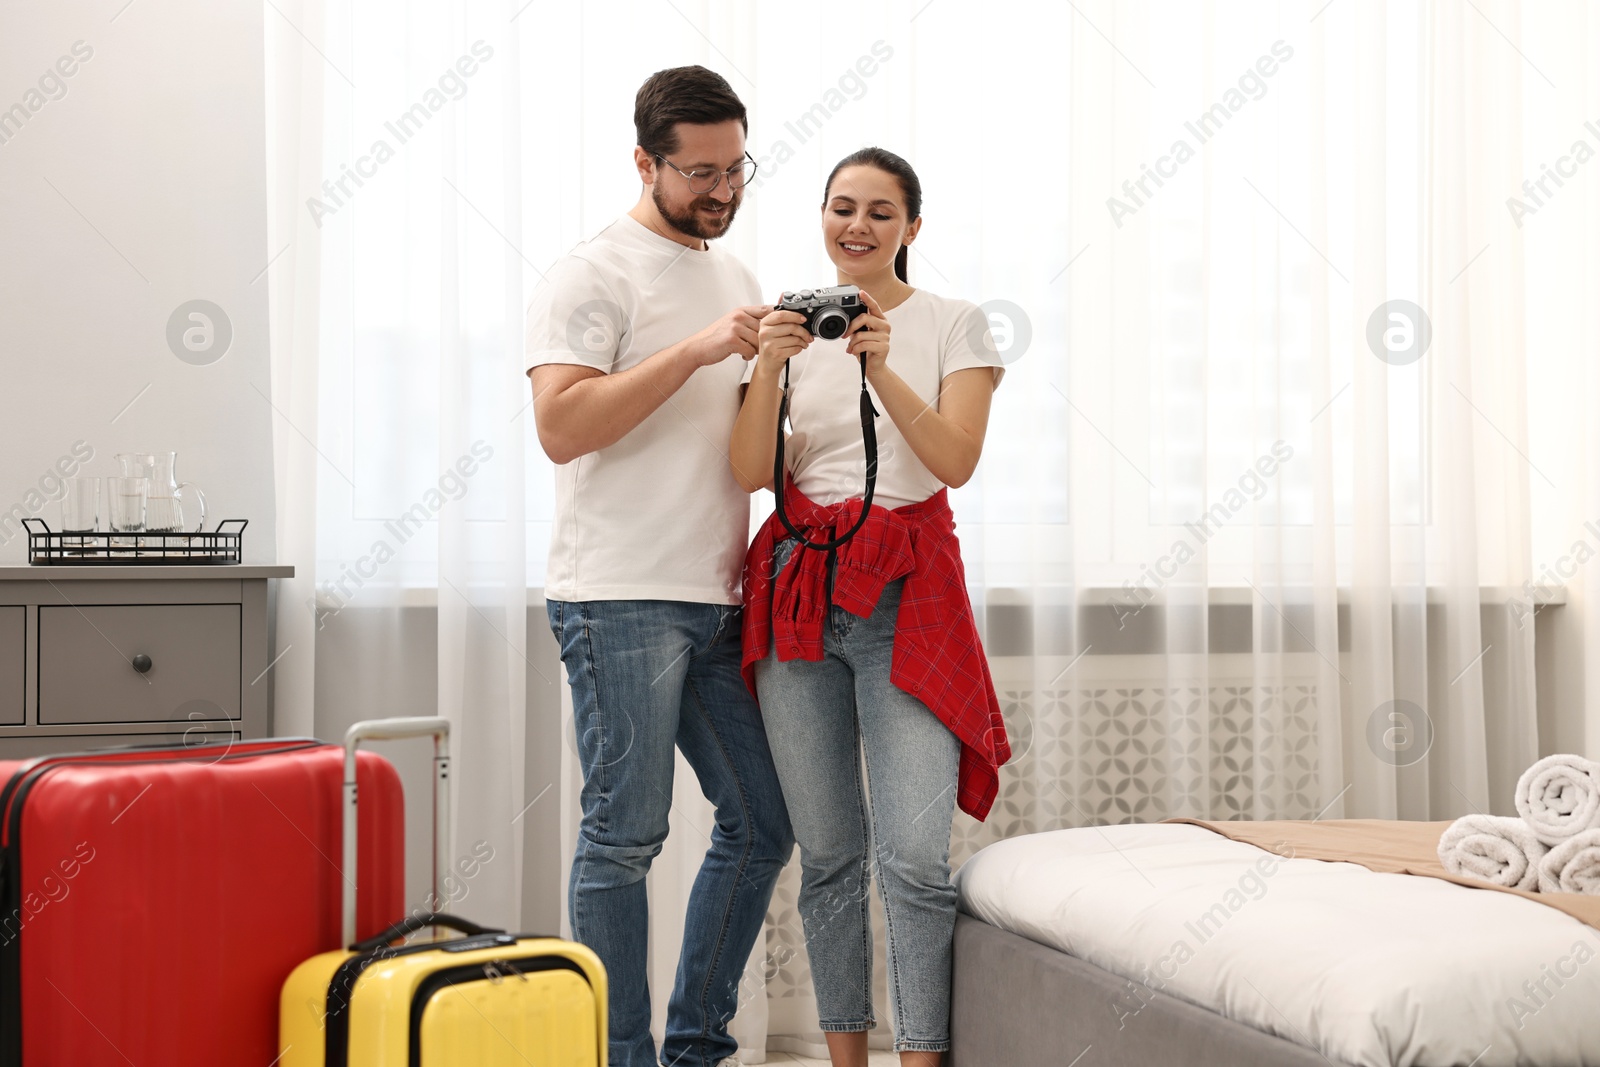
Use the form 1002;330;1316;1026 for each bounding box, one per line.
547;598;795;1067
752;538;961;1054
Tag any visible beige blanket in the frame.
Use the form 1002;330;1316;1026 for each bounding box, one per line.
1167;817;1600;933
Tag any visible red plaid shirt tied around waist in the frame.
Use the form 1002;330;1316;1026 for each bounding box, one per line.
740;482;1010;821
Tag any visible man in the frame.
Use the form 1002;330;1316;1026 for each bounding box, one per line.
525;65;793;1067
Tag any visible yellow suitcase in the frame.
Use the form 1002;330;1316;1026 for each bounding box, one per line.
278;718;607;1066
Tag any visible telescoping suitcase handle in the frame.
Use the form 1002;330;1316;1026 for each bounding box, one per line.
342;717;452;949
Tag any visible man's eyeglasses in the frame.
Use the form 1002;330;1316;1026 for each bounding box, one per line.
653;152;758;194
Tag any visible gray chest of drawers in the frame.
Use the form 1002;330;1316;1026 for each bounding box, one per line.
0;564;293;759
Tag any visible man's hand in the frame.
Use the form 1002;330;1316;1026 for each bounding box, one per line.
686;305;768;367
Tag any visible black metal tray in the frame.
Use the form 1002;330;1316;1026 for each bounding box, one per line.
22;517;247;565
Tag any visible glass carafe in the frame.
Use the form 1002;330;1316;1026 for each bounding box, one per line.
117;452;206;533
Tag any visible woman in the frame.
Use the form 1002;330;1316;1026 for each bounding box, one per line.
729;147;1010;1067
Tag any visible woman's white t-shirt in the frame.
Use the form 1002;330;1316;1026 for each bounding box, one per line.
747;288;1003;510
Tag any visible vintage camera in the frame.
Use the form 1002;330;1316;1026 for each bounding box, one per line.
777;285;867;341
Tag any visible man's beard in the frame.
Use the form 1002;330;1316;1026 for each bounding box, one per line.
653;183;740;241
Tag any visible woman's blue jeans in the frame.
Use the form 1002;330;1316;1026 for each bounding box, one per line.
547;597;795;1067
752;538;961;1054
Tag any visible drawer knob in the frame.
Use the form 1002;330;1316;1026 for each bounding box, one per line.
131;654;153;674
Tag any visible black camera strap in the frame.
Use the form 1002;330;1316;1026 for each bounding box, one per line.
772;351;880;609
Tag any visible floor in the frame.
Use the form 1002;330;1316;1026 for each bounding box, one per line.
760;1055;902;1066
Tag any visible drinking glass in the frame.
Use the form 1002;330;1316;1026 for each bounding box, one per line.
110;477;148;552
61;477;102;533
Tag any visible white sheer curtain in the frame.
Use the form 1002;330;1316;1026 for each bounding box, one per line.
266;0;1593;1059
267;0;528;927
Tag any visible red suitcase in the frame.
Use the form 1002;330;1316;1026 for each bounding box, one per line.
0;736;406;1067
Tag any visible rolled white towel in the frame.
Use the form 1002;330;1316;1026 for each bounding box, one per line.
1537;828;1600;895
1514;754;1600;845
1437;814;1549;891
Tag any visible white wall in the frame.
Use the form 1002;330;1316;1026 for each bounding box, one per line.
0;0;275;562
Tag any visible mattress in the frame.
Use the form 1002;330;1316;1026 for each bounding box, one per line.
953;822;1600;1067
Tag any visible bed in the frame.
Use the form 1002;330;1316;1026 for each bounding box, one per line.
949;820;1600;1067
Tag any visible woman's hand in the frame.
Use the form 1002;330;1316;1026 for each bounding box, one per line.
846;288;892;378
756;303;812;375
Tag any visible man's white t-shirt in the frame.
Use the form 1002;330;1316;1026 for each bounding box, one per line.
746;288;1003;510
525;214;761;604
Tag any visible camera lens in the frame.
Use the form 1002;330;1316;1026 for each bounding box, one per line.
814;307;849;340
